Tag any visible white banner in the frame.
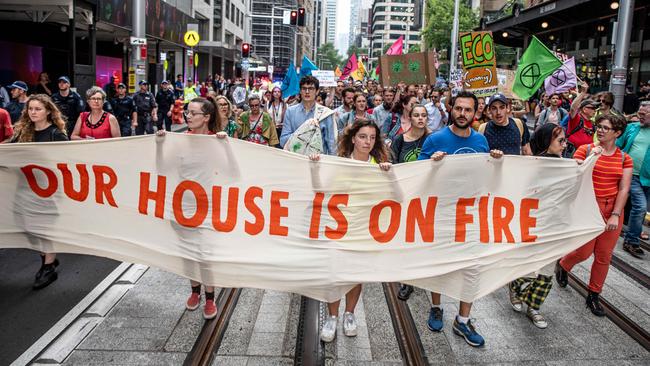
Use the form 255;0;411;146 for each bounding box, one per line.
0;135;604;302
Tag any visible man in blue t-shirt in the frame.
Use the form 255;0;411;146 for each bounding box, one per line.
481;93;532;156
415;91;502;349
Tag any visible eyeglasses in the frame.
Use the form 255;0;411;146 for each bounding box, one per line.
557;137;567;144
89;97;103;102
301;86;316;92
184;111;206;118
583;105;596;110
596;124;613;132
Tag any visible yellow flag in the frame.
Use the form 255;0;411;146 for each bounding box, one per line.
351;58;366;81
334;66;342;77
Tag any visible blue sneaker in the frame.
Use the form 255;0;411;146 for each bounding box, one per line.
427;307;444;332
452;318;485;347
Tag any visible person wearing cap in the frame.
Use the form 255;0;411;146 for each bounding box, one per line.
6;81;29;123
155;80;175;131
566;80;597;157
110;83;137;137
133;80;158;135
52;76;85;135
0;83;10;108
478;93;531;156
183;78;198;105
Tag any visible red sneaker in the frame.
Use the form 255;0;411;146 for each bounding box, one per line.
186;293;200;311
203;300;218;319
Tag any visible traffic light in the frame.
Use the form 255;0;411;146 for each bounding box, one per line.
290;10;298;26
298;8;306;26
242;43;250;58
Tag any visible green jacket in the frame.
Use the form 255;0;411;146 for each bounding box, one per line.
238;111;279;146
617;122;650;186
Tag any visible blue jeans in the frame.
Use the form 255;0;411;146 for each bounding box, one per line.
624;175;650;246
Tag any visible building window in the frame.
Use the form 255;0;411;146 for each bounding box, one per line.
231;4;236;23
226;0;230;19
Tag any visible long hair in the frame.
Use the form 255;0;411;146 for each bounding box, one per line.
391;94;415;115
212;95;233;131
337;118;390;163
13;94;67;142
190;97;218;133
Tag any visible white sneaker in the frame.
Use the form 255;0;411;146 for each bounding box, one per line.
508;283;523;312
527;307;548;329
320;315;337;342
343;312;357;337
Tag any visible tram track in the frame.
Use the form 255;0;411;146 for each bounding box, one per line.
383;282;428;366
567;273;650;351
183;288;242;366
294;296;325;366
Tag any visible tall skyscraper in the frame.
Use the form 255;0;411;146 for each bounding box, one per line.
348;0;361;47
326;0;337;44
370;0;423;62
251;0;298;74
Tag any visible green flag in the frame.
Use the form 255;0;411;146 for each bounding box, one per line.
512;36;562;100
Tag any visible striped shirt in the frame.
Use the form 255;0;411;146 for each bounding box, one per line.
574;144;633;199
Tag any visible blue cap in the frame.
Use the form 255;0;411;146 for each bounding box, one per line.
488;93;509;107
58;76;71;84
8;81;28;91
139;80;149;85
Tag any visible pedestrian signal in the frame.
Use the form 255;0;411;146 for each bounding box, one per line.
290;10;298;26
242;43;250;58
298;8;306;26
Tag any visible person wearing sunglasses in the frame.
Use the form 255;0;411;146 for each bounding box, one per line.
556;113;633;317
566;81;597;157
238;94;278;146
506;123;568;329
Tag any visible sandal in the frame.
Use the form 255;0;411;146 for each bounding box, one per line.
641;232;649;241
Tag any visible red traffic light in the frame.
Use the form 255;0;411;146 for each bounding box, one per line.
290;10;298;26
298;8;305;26
242;43;250;58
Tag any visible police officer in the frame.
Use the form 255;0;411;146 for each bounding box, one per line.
155;80;175;131
110;83;137;137
133;80;157;135
52;76;84;135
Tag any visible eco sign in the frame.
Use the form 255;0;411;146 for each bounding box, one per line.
459;31;498;97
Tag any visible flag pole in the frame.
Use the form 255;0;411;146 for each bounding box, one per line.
449;0;460;80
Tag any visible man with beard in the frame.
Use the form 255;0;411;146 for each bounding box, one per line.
373;87;395;130
416;91;502;348
333;87;355;130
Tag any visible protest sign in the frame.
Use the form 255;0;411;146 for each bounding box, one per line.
312;70;338;87
379;52;437;86
449;69;464;97
0;135;603;302
459;31;498;97
497;68;516;99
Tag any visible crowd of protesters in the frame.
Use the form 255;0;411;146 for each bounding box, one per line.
2;70;649;349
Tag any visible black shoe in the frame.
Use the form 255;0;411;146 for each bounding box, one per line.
586;291;606;317
397;284;414;301
554;260;568;288
623;243;645;259
34;263;58;290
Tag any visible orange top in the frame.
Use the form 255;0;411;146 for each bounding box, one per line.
574;143;633;199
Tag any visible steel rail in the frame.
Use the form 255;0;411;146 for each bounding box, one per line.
383;283;428;366
294;296;325;366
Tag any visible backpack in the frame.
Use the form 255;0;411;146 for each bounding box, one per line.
478;118;524;140
585;143;627;166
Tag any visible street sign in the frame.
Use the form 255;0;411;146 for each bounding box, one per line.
184;31;200;47
241;58;250;69
268;65;274;74
130;36;146;46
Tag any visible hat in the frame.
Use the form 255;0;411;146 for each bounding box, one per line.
9;81;28;91
117;83;126;88
58;76;71;84
487;93;509;107
139;80;149;85
187;78;193;82
580;99;599;109
161;80;169;84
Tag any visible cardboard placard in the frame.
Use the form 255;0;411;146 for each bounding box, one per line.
459;31;498;97
311;70;338;87
497;68;516;99
379;52;437;86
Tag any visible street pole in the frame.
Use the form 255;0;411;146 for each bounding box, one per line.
270;1;274;67
609;0;634;111
449;0;460;79
131;0;146;89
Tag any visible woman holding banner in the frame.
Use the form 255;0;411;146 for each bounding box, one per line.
156;96;228;319
11;94;69;289
309;118;391;343
507;123;568;329
555;114;632;317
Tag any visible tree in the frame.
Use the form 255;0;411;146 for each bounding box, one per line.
408;44;421;53
317;43;344;70
422;0;479;55
346;44;369;58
